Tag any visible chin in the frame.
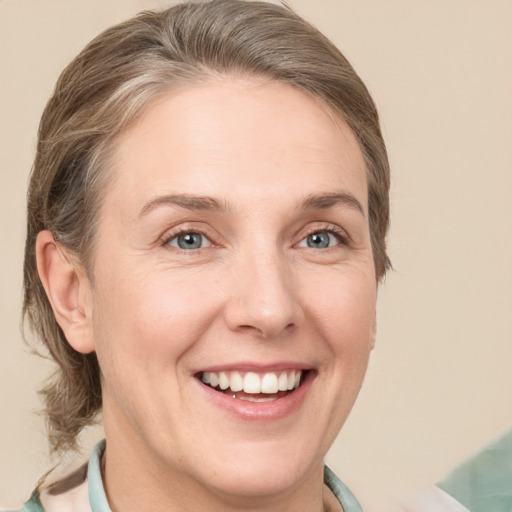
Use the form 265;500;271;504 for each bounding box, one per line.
189;437;325;501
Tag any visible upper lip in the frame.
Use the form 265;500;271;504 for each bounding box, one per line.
193;362;314;374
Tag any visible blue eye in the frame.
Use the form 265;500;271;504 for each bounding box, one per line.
299;231;340;249
167;232;211;250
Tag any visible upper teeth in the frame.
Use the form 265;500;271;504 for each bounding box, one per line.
201;370;302;394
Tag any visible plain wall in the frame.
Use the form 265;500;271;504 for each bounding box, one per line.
1;0;511;509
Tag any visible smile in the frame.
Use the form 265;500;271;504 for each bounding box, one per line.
199;370;304;402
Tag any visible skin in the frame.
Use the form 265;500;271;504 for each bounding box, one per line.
37;78;377;511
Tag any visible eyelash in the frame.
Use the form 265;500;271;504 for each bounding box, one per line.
160;223;350;252
297;224;350;249
160;228;214;251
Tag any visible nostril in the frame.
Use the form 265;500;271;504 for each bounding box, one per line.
236;321;296;340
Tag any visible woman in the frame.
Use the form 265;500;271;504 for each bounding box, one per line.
16;0;390;510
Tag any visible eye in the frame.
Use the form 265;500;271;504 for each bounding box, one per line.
298;230;341;249
166;231;212;250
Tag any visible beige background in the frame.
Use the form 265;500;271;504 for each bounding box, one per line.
1;0;511;509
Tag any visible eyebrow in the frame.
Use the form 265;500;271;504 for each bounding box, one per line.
299;192;365;216
139;191;364;218
139;194;228;218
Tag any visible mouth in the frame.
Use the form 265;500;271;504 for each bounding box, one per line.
197;369;306;403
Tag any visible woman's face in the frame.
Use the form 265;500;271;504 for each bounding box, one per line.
87;78;377;502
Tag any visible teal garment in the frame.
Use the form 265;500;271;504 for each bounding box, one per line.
8;440;363;511
324;465;363;512
438;428;512;512
4;492;44;512
87;441;110;512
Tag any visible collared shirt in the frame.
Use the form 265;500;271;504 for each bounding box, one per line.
7;440;363;512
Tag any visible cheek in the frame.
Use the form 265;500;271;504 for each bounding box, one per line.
91;264;222;369
304;268;377;351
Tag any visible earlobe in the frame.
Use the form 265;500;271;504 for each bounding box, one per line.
36;230;95;354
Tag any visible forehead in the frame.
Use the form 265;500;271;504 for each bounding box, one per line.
107;77;367;214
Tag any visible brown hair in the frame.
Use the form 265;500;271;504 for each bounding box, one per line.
23;0;391;454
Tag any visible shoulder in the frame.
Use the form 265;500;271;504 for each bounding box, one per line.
438;428;512;512
2;440;107;512
1;492;45;512
38;464;90;512
404;486;470;512
4;462;90;512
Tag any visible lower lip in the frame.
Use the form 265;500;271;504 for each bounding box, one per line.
196;371;315;422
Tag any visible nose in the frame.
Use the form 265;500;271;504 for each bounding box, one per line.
223;247;303;339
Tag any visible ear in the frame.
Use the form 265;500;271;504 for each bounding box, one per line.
36;230;95;354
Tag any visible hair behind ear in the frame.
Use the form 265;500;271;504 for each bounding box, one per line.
29;231;102;453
